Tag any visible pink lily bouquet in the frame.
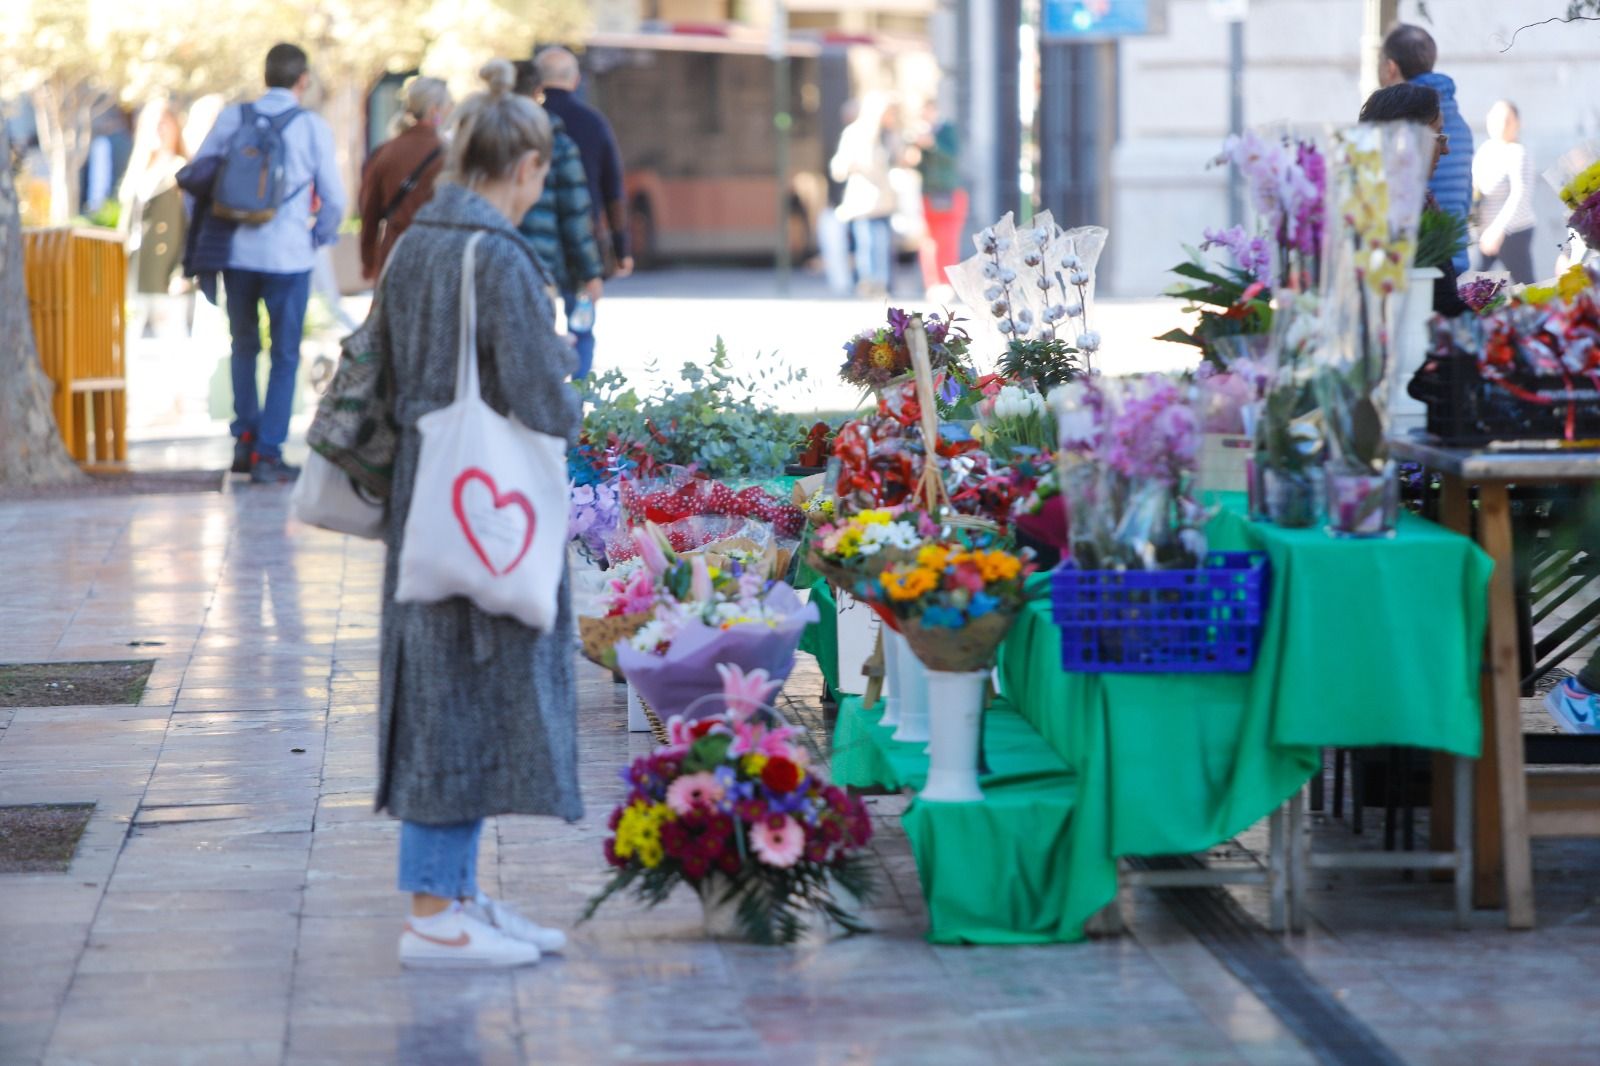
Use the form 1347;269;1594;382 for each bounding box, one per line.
612;526;819;720
583;665;876;944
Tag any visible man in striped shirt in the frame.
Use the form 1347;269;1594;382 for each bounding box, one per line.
1472;101;1538;284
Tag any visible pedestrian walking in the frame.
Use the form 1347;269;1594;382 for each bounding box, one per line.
117;98;189;341
1380;24;1473;274
913;100;965;300
1472;100;1538;284
374;59;581;970
830;92;902;299
358;76;451;282
188;43;345;483
510;59;604;359
533;46;631;379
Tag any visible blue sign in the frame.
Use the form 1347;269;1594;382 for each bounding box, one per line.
1043;0;1150;38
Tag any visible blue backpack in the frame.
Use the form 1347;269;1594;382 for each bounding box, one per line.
211;103;303;224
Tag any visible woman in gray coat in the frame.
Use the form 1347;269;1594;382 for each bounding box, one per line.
376;59;582;970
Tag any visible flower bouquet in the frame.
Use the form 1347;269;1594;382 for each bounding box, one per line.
1315;120;1432;536
613;527;819;720
1545;139;1600;255
583;665;875;944
605;471;807;564
569;477;623;566
577;553;659;672
839;307;978;414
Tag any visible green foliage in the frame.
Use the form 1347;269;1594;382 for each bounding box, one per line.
1155;250;1273;363
997;337;1083;393
1415;207;1467;271
578;338;809;479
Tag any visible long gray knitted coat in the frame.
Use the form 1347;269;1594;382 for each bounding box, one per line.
374;183;583;825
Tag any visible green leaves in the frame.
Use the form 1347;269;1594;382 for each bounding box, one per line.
1415;207;1468;271
681;733;733;774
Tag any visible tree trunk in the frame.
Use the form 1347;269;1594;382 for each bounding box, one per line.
33;80;100;225
0;123;85;487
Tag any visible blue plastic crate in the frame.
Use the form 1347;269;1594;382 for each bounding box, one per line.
1049;551;1270;673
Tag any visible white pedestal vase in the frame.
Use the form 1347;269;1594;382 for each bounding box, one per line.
626;682;650;733
834;591;881;697
891;646;930;744
879;628;903;728
918;669;988;803
1390;266;1442;436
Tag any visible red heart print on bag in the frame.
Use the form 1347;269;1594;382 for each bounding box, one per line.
451;468;536;576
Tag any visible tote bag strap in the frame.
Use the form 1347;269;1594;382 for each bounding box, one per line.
452;231;488;404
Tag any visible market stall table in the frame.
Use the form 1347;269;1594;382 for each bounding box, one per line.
1390;439;1600;929
809;499;1491;943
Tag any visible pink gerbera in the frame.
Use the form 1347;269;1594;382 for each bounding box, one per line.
750;814;805;868
665;771;724;816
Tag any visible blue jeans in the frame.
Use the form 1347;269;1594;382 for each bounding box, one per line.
397;819;483;899
850;216;892;292
223;268;311;461
560;288;596;380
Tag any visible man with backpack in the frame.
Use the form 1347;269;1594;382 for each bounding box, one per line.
190;42;345;483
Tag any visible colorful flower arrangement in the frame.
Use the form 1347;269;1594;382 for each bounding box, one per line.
604;472;806;564
583;665;875;945
870;538;1035;671
612;527;817;720
839;307;975;397
569;478;623;565
1459;276;1509;315
1522;263;1592;308
975;383;1055;457
1217;128;1327;289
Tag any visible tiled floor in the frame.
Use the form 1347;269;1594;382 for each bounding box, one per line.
3;474;1600;1065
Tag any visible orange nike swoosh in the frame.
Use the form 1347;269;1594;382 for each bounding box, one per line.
405;923;471;948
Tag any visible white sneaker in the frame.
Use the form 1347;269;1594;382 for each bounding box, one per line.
398;902;541;969
465;893;568;954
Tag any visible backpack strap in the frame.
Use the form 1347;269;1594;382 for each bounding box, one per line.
380;146;443;223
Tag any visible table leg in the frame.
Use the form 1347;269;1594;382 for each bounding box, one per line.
1454;755;1474;930
1429;749;1454;880
1477;483;1536;929
1439;474;1506;908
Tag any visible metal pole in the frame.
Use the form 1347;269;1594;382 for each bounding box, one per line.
771;1;792;295
1227;16;1244;229
1360;0;1400;100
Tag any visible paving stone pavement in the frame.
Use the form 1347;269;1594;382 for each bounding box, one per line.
4;477;1600;1065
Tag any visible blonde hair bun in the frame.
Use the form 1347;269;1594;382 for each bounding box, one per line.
479;59;515;97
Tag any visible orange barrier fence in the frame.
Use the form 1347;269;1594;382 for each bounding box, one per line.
21;228;128;464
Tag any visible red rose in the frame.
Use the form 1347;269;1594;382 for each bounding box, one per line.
761;756;803;794
690;719;719;740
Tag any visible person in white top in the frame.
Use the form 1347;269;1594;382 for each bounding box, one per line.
1472;100;1537;284
830;92;904;298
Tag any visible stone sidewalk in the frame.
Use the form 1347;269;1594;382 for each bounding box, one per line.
3;480;1600;1065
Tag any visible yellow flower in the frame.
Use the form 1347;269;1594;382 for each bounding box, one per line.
972;550;1022;582
880;566;940;602
869;342;898;369
1561;161;1600;210
916;544;951;571
855;509;892;526
1524;283;1557;306
742;753;769;775
835;527;863;558
637;841;664;868
1557;263;1590;301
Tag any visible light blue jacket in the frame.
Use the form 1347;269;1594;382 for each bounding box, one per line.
193;88;345;275
1414;72;1474;274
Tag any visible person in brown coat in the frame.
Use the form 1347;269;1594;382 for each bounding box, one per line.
358;76;451;280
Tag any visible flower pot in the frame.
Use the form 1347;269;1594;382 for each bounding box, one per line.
918;669;988;803
697;873;746;938
879;628;903;728
834;591;881;697
890;645;930;744
1263;466;1324;528
1326;461;1399;538
1390;267;1442;436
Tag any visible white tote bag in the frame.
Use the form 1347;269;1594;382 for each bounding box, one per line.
393;232;569;631
290;450;385;539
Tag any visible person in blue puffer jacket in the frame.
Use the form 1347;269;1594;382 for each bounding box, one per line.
1380;24;1474;274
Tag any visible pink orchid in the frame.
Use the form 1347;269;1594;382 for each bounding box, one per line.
715;663;782;720
730;716;802;760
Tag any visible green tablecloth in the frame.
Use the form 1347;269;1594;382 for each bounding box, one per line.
831;695;1081;943
796;580;837;700
809;502;1493;943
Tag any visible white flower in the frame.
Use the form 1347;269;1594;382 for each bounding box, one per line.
983;284;1004;302
1076;331;1101;353
1063;299;1084;318
1036;274;1053;291
995;236;1013;253
990;299;1010;318
1069;269;1091;287
1044;303;1067;322
1062;253;1083;270
1033;224;1053;246
979;228;999;253
1000;267;1017;284
1022;250;1042;267
981;260;1000;280
996;318;1015;335
1014;308;1034;331
630;619;670;652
